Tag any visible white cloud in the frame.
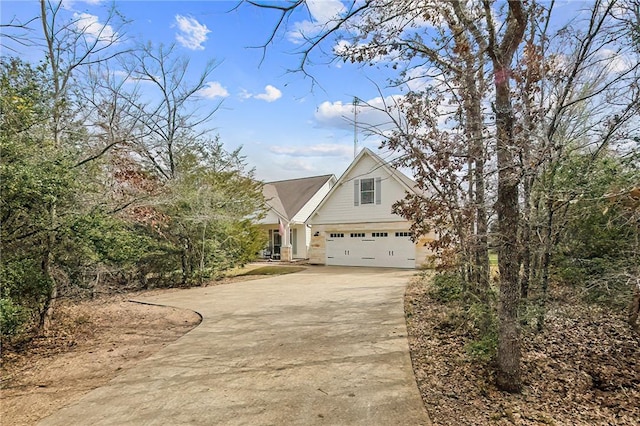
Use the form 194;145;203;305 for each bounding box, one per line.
283;158;315;172
72;12;116;43
269;143;352;158
404;67;429;92
62;0;103;8
404;66;445;92
239;89;253;100
288;20;321;44
312;93;463;137
307;0;346;23
314;100;353;129
254;85;282;102
174;15;210;50
287;0;345;44
199;81;229;99
314;95;404;130
597;48;632;73
333;39;351;55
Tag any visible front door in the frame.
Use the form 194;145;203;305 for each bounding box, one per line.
272;230;281;259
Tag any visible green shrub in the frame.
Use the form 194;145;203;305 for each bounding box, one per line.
466;301;498;362
518;299;546;330
427;272;498;363
466;331;497;363
430;272;463;302
0;258;52;321
554;257;635;308
0;298;26;338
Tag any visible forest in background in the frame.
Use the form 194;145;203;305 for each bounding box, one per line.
1;1;267;341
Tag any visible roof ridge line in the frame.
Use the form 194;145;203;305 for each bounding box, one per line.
265;174;334;185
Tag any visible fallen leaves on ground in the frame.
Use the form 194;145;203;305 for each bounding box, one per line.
405;274;639;426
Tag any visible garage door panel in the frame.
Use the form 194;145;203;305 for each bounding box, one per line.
326;231;415;268
326;235;349;266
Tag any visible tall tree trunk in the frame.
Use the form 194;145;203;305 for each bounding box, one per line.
469;80;490;301
39;226;57;331
40;0;60;333
181;235;193;285
464;52;491;331
467;153;477;290
520;201;532;299
451;15;490;303
520;135;534;300
494;78;522;391
199;224;207;286
489;1;527;393
519;87;533;300
537;200;554;330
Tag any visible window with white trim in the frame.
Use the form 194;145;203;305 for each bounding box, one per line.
329;233;344;238
372;232;388;237
354;177;382;206
360;178;374;204
350;233;365;238
395;232;411;237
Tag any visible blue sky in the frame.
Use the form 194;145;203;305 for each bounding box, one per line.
1;0;407;182
2;1;604;182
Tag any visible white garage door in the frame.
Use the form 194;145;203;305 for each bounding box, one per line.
326;231;416;268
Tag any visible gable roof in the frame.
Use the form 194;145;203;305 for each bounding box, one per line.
263;174;335;221
309;148;418;219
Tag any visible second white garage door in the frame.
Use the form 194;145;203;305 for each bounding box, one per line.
326;231;416;268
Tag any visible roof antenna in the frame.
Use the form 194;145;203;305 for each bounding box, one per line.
353;96;359;158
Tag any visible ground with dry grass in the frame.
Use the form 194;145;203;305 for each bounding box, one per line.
405;273;640;425
1;295;200;425
0;268;275;425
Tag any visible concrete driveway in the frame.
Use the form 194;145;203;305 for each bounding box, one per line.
39;266;430;425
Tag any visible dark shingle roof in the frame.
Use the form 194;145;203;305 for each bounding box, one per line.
263;174;334;220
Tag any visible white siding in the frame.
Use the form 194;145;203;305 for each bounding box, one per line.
311;155;409;225
291;179;334;223
292;224;307;258
257;208;281;225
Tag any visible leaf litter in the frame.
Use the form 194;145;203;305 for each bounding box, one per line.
405;275;639;425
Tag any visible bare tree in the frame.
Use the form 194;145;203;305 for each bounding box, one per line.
512;0;640;328
119;42;222;181
479;0;528;393
0;15;38;52
38;0;128;331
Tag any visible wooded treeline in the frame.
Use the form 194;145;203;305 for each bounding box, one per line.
250;0;639;392
1;2;267;340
